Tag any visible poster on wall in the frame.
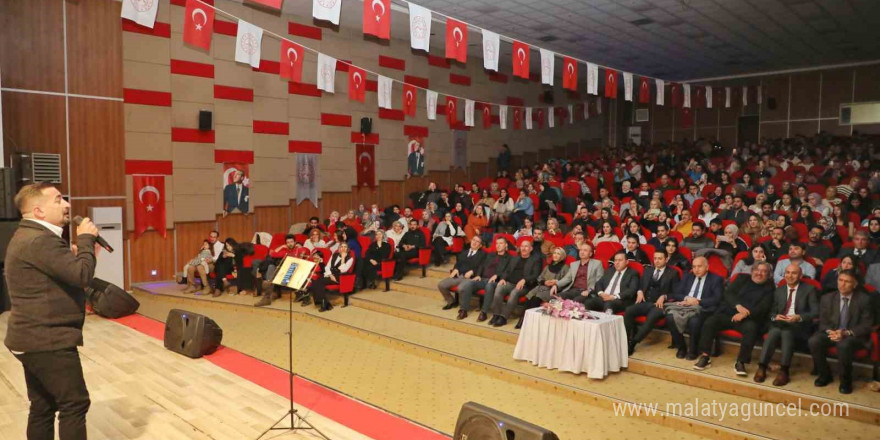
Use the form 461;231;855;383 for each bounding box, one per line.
296;154;319;207
356;143;376;189
452;130;467;170
407;137;425;177
222;163;250;216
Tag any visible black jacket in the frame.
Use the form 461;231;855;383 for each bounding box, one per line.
398;229;426;250
670;272;724;313
453;248;488;275
476;252;514;280
769;283;819;332
503;254;543;289
818;290;874;342
638;266;680;302
591;267;640;302
720;275;774;318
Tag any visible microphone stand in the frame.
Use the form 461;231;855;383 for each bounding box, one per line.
256;259;329;440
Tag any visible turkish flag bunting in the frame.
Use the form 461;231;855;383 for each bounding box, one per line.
680;107;693;129
356;143;376;188
694;86;705;109
247;0;283;10
183;0;214;51
480;104;492;129
403;84;417;116
671;83;682;108
363;0;391;39
535;108;545;129
604;69;618;99
638;77;650;103
445;18;467;63
280;40;304;82
562;57;577;91
513;107;522;129
348;65;366;102
445;96;457;127
512;41;530;79
133;175;167;238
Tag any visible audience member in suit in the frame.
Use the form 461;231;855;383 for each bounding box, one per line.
836;230;876;265
360;229;392;290
617;234;650;265
755;263;819;386
665;256;725;360
557;243;606;303
809;269;875;394
392;219;426;280
584;251;639;313
456;237;515;321
693;262;775;376
490;240;543;327
820;255;859;295
518;247;573;328
437;236;487;310
625;249;680;355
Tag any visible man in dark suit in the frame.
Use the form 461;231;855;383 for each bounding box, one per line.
491;240;543;327
836;230;877;265
5;182;99;440
457;237;515;321
665;256;724;360
693;261;775;376
222;169;249;215
437;236;487;309
625;249;680;355
585;251;639;313
407;145;426;176
809;269;875;394
617;235;650;265
755;263;819;386
393;219;426;280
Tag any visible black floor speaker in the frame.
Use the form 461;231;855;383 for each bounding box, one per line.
163;309;223;358
86;278;139;319
454;402;558;440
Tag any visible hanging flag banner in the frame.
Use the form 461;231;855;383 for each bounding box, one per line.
464;99;474;127
356;143;375;188
317;53;337;93
547;106;555;128
122;0;159;28
563;57;577;91
445;96;458;127
725;87;731;108
604;69;617;99
583;102;589;120
568;104;574;124
183;0;214;51
757;85;763;105
222;163;250;214
408;3;431;52
694;86;705;109
235;20;263;69
313;0;341;25
133;175;166;238
481;105;492;129
482;29;500;72
377;75;393;109
655;79;665;106
426;90;438;120
403;83;417;116
499;105;508;130
512;41;530;79
681;107;693;129
587;63;598;95
525;107;533;130
513;107;522;129
407;137;426;176
296;154;319;207
706;86;713;109
540;49;555;86
348;65;366;102
742;86;748;106
445;18;467;63
670;83;681;108
639;77;650;104
683;84;691;108
280;40;304;82
452;130;468;170
363;0;391;39
623;72;633;102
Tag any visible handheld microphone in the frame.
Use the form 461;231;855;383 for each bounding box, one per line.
73;216;114;253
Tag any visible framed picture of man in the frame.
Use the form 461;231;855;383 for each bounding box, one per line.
222;163;250;216
407;137;425;177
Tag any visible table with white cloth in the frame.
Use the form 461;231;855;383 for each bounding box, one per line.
513;308;628;379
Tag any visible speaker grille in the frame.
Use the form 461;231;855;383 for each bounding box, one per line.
459;413;503;440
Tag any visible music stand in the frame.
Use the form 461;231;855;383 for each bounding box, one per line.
256;257;329;440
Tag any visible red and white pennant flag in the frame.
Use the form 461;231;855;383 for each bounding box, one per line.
280;40;304;82
445;18;467;63
313;0;341;25
512;41;530;79
363;0;391;39
562;57;577;91
122;0;159;28
235;20;263;69
183;0;214;51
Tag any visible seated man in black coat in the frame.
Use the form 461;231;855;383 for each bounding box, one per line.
437;236;487;310
585;251;639;313
490;240;543;327
393;219;426;280
809;269;875;394
693;261;775;376
664;256;724;360
625;249;680;355
617;234;650;266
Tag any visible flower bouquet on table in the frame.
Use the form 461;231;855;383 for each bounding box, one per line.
540;297;593;320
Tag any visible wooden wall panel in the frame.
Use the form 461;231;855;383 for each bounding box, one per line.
290;199;320;224
760;122;787;140
322;192;354;217
854;65;880;102
378;181;405;208
761;75;789;122
404;176;430;201
821;68;853;118
790;120;818;137
254;206;288;234
129;230;175;283
66;0;123;97
450;168;468;187
218;213;254;243
427;171;451;191
522;152;537;166
468;162;488;182
0;0;65;92
174;221;217;276
351;186;379;208
0;93;69;193
68;98;125;196
790;72;820;120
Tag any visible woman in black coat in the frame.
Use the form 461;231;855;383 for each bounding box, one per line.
212;238;239;295
361;230;392;289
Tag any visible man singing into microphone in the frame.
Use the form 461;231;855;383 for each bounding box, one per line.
4;182;98;440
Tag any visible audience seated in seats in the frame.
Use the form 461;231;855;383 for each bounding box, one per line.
513;217;534;240
450;202;468;227
565;232;587;258
464;205;489;243
385;221;406;249
665;257;724;360
431;212;464;266
533;228;553;258
681;222;714;254
755;263;819;386
302;217;322;237
308;242;354;312
492;188;515;231
520;247;579;328
693;261;775;376
396;207;414;229
647;224;671;250
304;228;327;253
456;237;515;321
571;206;593;235
511;191;534;230
731;245;771;279
805;225;833;265
583;251;639;313
837;230;876;265
451;184;474;212
213;238;242;297
619;235;651;265
361;229;392;290
772;242;816;284
626;249;681;355
620;220;647;246
592;221;620;247
740;214;764;245
181;240;215;295
720;195;750;226
437;236;487;310
664;238;692;273
254;235;310;307
413;182;441;209
393;220;427;280
821;255;860;295
489;240;543;327
809;269;875;394
696;223;748;269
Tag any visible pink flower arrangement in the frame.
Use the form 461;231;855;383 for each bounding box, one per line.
540;297;592;320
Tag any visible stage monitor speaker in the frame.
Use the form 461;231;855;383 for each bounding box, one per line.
86;278;139;319
454;402;558;440
767;97;777;110
199;110;213;131
163;309;223;358
360;117;372;134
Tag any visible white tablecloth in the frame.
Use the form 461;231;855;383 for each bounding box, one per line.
513;308;628;379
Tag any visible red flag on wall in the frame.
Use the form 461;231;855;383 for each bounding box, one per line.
680;107;693;129
562;57;577;91
480;104;492;129
512;41;530;79
513;107;522;129
604;69;618;99
247;0;283;10
348;65;366;102
445;18;467;63
535;108;545;129
133;175;167;238
670;83;682;108
356;143;375;188
403;83;417;116
638;77;650;103
280;39;303;82
445;96;457;127
363;0;391;39
694;86;705;109
183;0;214;51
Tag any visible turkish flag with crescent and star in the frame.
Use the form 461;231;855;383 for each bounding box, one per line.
671;83;682;108
604;69;618;99
356;143;376;188
183;0;214;51
512;41;530;79
348;65;366;102
562;57;577;91
638;77;650;103
513;107;522;130
363;0;391;39
445;18;467;63
445;96;457;127
480;104;492;129
133;175;166;238
403;83;417;117
280;39;303;82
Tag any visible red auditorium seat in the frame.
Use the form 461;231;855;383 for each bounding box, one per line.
381;239;397;291
323;250;357;306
